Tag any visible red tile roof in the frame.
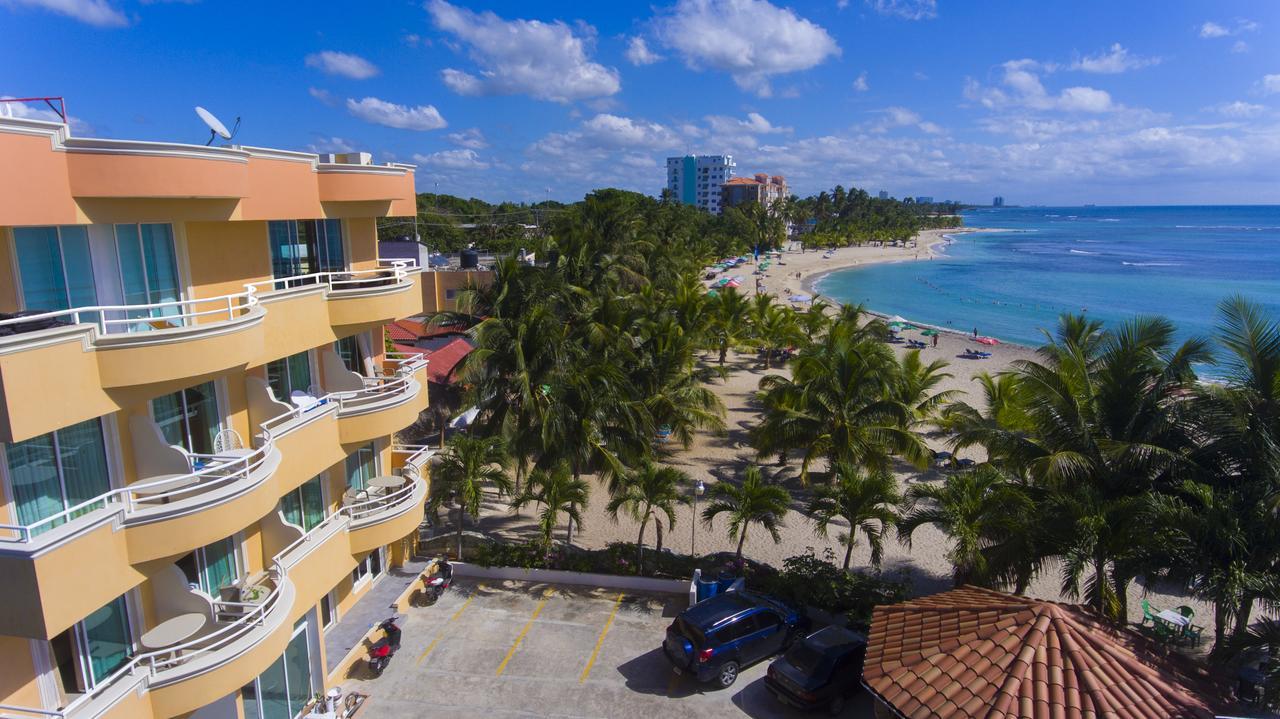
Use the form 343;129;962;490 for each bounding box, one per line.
724;177;761;185
862;586;1226;719
386;320;424;342
423;337;473;384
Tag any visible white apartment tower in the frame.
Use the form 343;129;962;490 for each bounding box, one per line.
666;155;735;213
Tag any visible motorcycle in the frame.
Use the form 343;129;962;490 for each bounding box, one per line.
366;615;401;677
420;558;453;605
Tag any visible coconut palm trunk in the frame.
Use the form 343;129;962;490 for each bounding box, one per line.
636;514;648;571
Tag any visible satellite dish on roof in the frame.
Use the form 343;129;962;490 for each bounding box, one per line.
195;106;240;146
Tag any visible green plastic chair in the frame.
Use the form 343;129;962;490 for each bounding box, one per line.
1177;605;1195;619
1140;599;1157;627
1186;624;1205;646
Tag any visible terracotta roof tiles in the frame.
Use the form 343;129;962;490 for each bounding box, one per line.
861;586;1229;719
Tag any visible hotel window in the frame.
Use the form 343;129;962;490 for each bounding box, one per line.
176;535;240;596
115;223;181;326
352;547;385;586
267;219;345;286
266;351;314;401
279;475;325;532
47;593;134;696
12;226;97;319
344;443;377;491
3;418;111;536
320;591;337;629
152;381;221;455
334;336;364;375
242;619;314;719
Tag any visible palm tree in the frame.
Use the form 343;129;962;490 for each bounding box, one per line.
428;436;512;560
752;314;928;482
510;463;590;549
751;300;803;370
898;467;1037;588
606;462;691;572
707;287;751;365
701;466;791;560
893;349;958;425
806;461;901;570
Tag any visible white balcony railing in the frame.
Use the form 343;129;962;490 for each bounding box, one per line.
245;260;414;295
342;476;421;524
0;440;275;544
0;287;258;338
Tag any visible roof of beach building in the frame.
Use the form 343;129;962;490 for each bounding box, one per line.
423;337;473;385
862;586;1229;719
724;177;762;186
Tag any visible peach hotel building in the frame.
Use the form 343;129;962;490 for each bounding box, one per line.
0;114;483;718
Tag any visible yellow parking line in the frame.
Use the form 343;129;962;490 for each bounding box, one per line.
495;593;550;676
416;593;477;666
579;593;624;683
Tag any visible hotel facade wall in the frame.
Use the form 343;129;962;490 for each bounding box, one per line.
0;116;430;719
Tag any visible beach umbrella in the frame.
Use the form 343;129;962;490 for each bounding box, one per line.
902;324;918;331
889;315;907;324
706;289;719;297
921;329;938;336
888;322;904;330
976;336;1000;346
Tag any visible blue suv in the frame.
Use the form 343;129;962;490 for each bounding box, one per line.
662;590;805;688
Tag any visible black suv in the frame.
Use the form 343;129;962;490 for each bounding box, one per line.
766;625;868;714
662;591;804;688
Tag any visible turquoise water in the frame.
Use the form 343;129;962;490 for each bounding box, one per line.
813;206;1280;354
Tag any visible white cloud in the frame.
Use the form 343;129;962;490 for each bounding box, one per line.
308;87;338;107
413;149;489;170
966;60;1115;114
1210;101;1265;118
427;0;620;103
652;0;840;97
446;128;488;149
579;113;679;148
1261;75;1280;96
3;0;127;26
1200;18;1259;38
625;36;662;65
865;0;936;20
867;106;943;134
346;97;447;131
305;51;379;80
1231;40;1249;54
1070;43;1160;74
0;96;92;134
853;71;869;92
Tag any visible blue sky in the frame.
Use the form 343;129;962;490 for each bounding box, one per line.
2;0;1278;205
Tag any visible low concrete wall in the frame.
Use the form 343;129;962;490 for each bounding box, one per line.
452;562;688;595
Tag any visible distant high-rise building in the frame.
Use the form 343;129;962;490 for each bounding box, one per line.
915;196;934;204
666;155;735;213
721;173;788;215
993;196;1005;207
878;190;888;200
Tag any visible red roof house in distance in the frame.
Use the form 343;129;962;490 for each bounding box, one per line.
385;317;473;386
861;586;1231;719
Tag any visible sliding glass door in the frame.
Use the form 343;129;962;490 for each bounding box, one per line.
12;226;98;320
3;418;111;535
266;351;314;401
267;220;344;288
243;620;313;719
344;443;376;491
176;535;240;596
114;223;180;327
79;594;133;684
152;381;221;455
279;476;325;531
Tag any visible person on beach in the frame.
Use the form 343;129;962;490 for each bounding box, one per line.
932;334;938;348
973;327;978;338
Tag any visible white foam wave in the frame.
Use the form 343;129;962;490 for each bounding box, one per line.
1121;261;1183;267
1174;225;1280;230
1068;249;1097;255
1097;218;1120;222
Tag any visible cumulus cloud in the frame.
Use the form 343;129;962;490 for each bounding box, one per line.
966;60;1115;113
1200;18;1258;38
3;0;128;26
853;71;869;92
427;0;620;103
305;51;379;80
446;128;488;149
305;136;358;154
1070;44;1160;74
0;95;93;134
412;149;489;170
1209;101;1265;118
308;87;338;107
652;0;840;97
1231;40;1249;54
865;0;936;20
868;106;943;134
625;36;662;65
346;97;447;131
579;113;680;148
1260;75;1280;96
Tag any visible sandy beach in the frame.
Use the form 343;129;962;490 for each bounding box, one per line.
466;227;1211;623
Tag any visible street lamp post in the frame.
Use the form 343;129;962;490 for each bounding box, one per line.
692;480;705;557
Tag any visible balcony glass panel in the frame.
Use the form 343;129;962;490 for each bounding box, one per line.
152;381;220;455
4;417;110;535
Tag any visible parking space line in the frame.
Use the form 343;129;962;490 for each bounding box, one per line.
495;592;550;676
417;593;477;666
579;593;624;683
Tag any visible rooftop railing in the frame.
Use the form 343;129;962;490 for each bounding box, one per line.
0;287;258;339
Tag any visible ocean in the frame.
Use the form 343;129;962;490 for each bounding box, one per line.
813;205;1280;360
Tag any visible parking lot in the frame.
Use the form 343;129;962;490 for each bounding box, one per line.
341;579;874;718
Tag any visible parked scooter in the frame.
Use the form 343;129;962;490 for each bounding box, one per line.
366;615;402;677
421;557;453;605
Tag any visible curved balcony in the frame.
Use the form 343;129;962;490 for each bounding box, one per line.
326;352;429;445
0;290;264;442
344;473;429;554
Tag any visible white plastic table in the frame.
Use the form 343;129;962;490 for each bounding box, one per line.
1156;609;1190;629
140;612;206;651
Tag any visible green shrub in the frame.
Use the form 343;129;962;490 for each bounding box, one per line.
755;548;909;630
